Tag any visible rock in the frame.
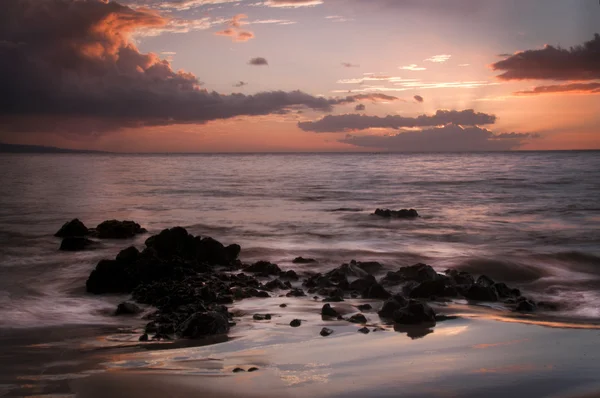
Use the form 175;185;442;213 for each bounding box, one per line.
280;270;299;280
392;301;436;325
444;269;475;285
323;295;344;302
244;261;282;275
358;327;370;334
225;244;241;261
293;257;316;264
264;279;290;291
357;304;372;311
373;208;419;218
320;327;334;337
350;260;384;275
177;311;230;338
116;246;140;263
139;333;149;342
464;284;498;302
409;279;447;298
362;283;391;300
493;282;518;298
382;263;439;285
115;302;143;316
347;314;367;324
86;259;132;294
378;296;408;319
279;303;287;308
350;275;377;292
476;275;495;287
286;288;306;297
248;367;259;372
253;314;271;321
233;368;245;373
290;319;301;327
59;236;94;251
55;218;89;237
96;220;146;239
516;298;536;312
321;304;340;318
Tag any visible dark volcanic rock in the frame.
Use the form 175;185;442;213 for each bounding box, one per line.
286;288;306;297
245;261;282;275
290;319;302;327
96;220;146;239
350;275;377;292
279;270;299;280
139;333;149;342
264;279;291;291
464;284;498;302
293;257;317;264
494;282;519;298
253;314;271;321
59;236;94;251
347;314;367;324
177;311;230;338
392;301;436;325
382;263;439;285
357;304;372;311
86;259;132;294
115;302;142;316
321;304;340;318
279;303;288;308
444;269;475;285
358;327;370;334
516;298;536;312
409;279;447;299
320;327;334;337
378;296;408;319
55;219;89;237
373;208;419;218
362;283;391;300
476;275;495;288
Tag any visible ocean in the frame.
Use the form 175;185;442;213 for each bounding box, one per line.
0;151;599;330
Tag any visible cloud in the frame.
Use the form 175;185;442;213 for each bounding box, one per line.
234;81;248;88
0;0;334;135
514;82;600;96
326;15;354;22
491;34;600;81
248;57;269;66
339;124;534;152
400;64;426;71
262;0;323;7
342;62;360;68
332;93;400;104
413;95;424;103
424;54;451;63
215;14;255;42
298;109;496;133
355;104;366;111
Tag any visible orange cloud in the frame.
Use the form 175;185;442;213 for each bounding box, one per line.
515;82;600;96
215;14;255;42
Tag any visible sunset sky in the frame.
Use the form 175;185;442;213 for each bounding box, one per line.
1;0;599;152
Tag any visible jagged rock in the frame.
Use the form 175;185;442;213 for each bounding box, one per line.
516;297;536;312
350;260;384;275
321;304;340;318
494;282;519;298
244;261;282;275
362;283;391;300
264;279;291;291
290;319;301;327
392;301;436;325
177;311;230;338
59;236;94;251
55;218;89;237
409;279;447;298
382;263;439;285
464;284;498;302
444;269;475;285
286;288;306;297
378;296;408;318
320;327;334;337
358;327;370;334
350;275;377;292
476;275;495;287
293;257;317;264
280;270;299;280
373;208;419;218
96;220;146;239
347;314;367;324
115;302;142;316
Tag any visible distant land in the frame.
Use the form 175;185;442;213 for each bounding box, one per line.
0;143;105;154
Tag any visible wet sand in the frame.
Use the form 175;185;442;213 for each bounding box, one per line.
4;299;600;398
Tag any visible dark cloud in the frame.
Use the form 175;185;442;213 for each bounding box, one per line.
298;109;496;133
492;34;600;81
340;124;534;152
355;104;366;111
413;95;424;103
342;62;360;68
233;81;248;88
0;0;336;135
514;82;600;95
249;57;269;66
332;93;399;105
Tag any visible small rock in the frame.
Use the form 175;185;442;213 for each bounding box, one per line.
321;304;340;318
320;327;334;337
358;327;370;334
357;304;372;311
323;295;344;302
347;314;367;324
55;218;89;237
233;368;245;373
115;302;142;316
373;208;419;219
279;303;288;308
290;319;302;327
253;314;271;321
177;311;230;338
248;367;259;372
139;333;148;341
293;257;317;264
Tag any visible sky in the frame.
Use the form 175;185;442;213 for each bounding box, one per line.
0;0;599;152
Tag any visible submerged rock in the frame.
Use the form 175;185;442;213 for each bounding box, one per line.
320;327;334;337
248;367;259;372
358;327;370;334
392;301;436;325
55;218;89;237
96;220;146;239
233;368;245;373
177;311;230;338
293;257;317;264
373;208;419;219
59;236;94;251
115;302;142;316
